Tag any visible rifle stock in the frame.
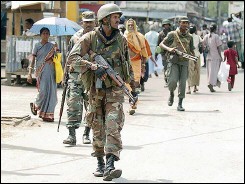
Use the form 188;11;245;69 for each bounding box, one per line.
57;71;69;132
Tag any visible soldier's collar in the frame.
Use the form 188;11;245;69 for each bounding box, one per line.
95;27;121;45
176;27;188;36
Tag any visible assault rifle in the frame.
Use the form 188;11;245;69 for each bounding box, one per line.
155;46;198;62
57;69;69;132
90;51;138;106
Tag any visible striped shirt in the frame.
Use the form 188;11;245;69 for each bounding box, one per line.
226;21;242;42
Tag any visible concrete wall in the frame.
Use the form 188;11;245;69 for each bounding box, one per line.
1;40;6;66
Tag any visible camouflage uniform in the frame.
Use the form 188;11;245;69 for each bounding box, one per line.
161;16;194;111
66;30;86;128
68;26;134;157
68;4;135;180
63;11;96;145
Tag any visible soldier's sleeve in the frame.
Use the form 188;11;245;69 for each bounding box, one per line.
162;31;174;47
67;33;92;73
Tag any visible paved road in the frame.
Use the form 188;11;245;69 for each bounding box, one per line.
1;66;244;183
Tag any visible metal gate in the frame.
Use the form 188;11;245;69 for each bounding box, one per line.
5;35;68;85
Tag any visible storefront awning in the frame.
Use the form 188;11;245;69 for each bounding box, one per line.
11;1;50;10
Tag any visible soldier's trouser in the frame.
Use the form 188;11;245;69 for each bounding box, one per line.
86;86;124;160
66;73;84;129
168;63;188;99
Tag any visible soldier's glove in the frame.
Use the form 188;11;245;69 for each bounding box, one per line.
131;91;138;97
95;66;107;80
129;91;138;104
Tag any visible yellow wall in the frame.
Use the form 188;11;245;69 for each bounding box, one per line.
66;1;78;23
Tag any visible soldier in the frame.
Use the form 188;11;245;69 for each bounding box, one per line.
159;16;196;111
67;3;136;181
63;11;96;146
157;19;172;87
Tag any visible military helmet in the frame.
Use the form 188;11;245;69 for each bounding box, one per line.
162;19;171;25
97;3;122;21
81;11;96;22
179;16;189;22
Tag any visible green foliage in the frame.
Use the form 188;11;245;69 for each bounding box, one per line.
207;1;229;18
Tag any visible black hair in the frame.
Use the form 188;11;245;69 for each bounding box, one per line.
202;24;207;28
227;40;235;48
119;15;125;24
40;27;50;35
209;24;217;33
25;18;34;25
227;17;232;22
189;25;196;34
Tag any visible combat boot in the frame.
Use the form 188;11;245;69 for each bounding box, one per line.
140;83;145;92
83;126;91;144
93;157;105;177
103;154;122;181
168;91;174;106
63;127;76;145
177;98;185;111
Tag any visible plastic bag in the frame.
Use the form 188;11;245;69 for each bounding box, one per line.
53;53;63;83
217;62;230;83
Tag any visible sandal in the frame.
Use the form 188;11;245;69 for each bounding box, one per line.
208;84;215;92
30;102;37;115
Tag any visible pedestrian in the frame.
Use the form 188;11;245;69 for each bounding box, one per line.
226;17;243;69
140;38;157;92
230;12;244;69
200;24;209;67
159;16;196;111
145;25;159;79
63;11;96;146
23;18;36;36
220;30;228;51
223;40;239;91
157;19;172;87
203;23;223;92
14;18;37;86
27;27;58;122
118;15;126;34
124;18;151;115
67;3;136;181
186;25;202;94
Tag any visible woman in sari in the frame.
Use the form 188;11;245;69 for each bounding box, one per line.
27;27;58;122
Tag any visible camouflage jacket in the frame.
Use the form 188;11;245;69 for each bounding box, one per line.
67;28;84;56
67;27;134;90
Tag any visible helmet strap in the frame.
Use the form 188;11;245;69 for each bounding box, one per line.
106;16;112;30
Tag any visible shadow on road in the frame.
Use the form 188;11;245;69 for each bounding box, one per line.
115;177;173;183
1;143;88;157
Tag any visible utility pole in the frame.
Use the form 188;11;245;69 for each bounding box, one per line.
146;1;149;23
217;1;221;33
